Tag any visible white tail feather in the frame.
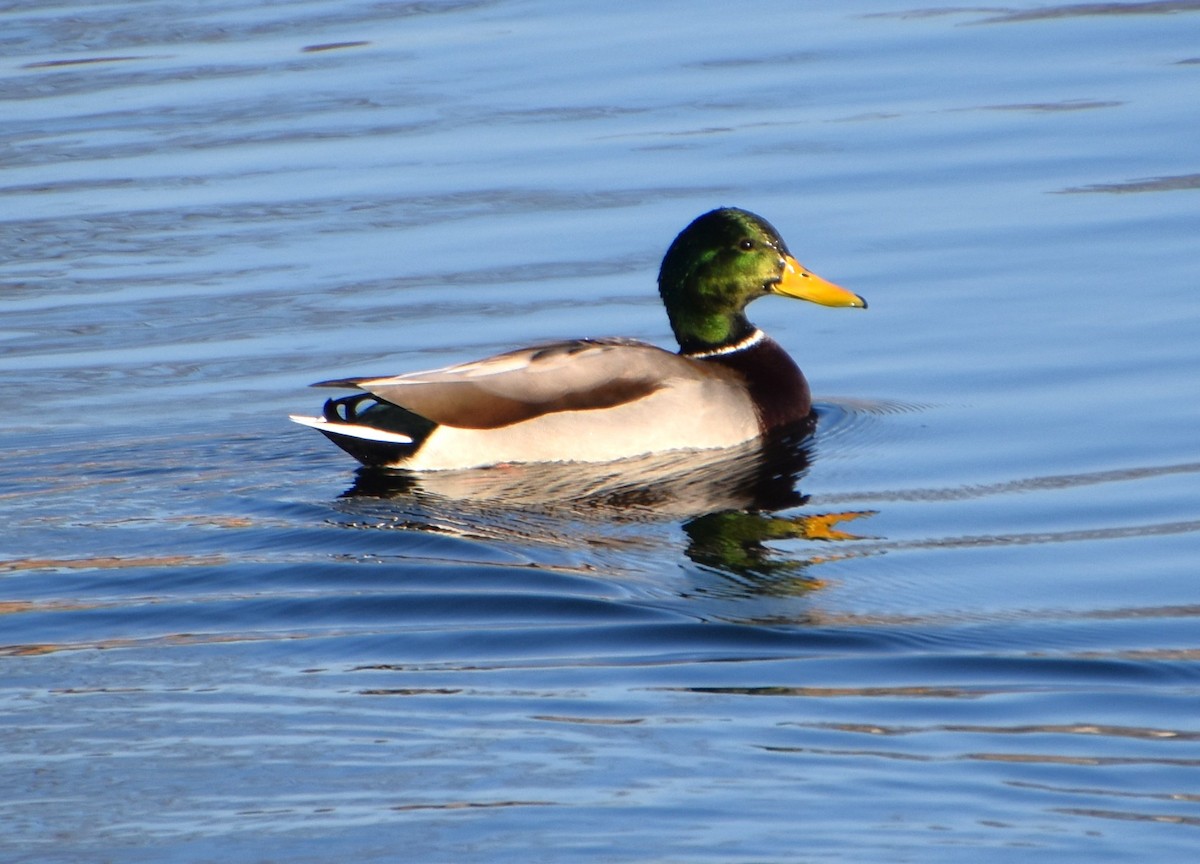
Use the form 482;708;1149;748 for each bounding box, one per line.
289;414;413;445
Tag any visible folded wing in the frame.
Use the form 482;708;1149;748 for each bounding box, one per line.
314;338;727;430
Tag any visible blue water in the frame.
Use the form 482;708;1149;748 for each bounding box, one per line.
3;1;1200;861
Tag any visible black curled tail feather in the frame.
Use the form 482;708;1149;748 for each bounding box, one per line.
317;393;438;468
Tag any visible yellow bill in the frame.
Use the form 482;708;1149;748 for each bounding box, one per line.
773;255;867;308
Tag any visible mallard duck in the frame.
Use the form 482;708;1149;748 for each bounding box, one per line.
290;207;866;470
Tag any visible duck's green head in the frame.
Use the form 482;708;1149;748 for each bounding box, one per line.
658;207;866;354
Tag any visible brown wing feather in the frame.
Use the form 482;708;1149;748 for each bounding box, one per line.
315;339;732;430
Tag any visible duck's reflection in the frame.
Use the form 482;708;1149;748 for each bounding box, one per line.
682;508;873;595
340;423;875;590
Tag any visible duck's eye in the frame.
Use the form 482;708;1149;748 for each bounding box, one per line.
738;239;754;251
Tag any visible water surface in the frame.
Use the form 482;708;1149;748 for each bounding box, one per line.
3;1;1199;861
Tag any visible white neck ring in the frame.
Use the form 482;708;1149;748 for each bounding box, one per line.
684;328;766;359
